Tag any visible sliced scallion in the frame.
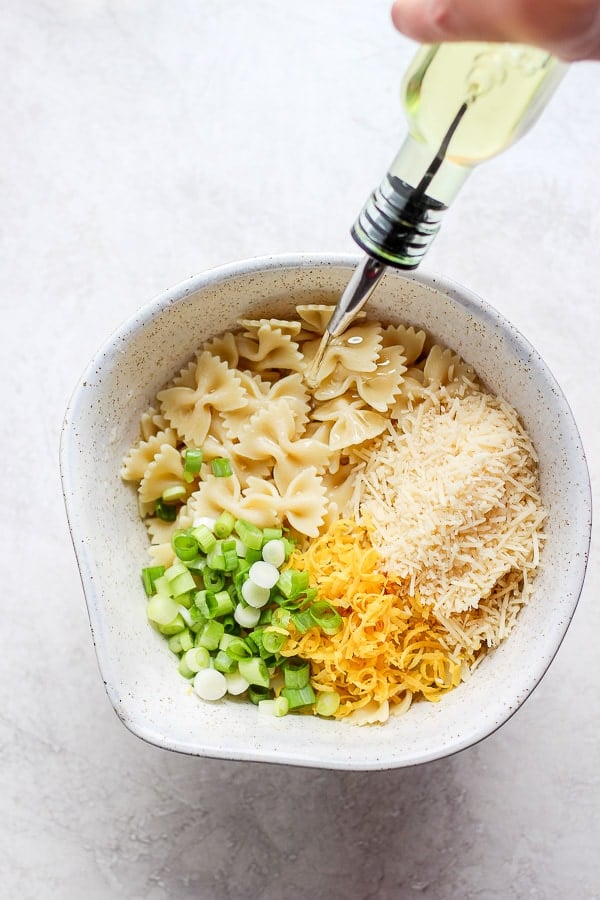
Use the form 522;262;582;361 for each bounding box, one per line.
309;601;343;635
234;519;263;551
154;499;178;521
193;668;227;701
238;657;270;688
162;485;187;504
172;531;199;562
214;510;235;538
234;603;261;629
283;660;310;690
211;457;233;477
141;565;165;596
258;697;289;717
315;691;340;717
281;684;316;709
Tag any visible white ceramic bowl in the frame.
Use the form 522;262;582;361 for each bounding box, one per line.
61;254;591;770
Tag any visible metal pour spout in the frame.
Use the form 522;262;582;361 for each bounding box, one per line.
306;256;387;388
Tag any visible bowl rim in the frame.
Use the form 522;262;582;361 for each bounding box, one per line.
60;252;592;768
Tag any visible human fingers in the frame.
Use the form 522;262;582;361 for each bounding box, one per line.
390;0;600;61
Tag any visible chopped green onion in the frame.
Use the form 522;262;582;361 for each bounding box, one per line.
183;646;211;673
162;485;187;503
185;555;207;575
211;457;233;477
219;635;252;660
234;519;264;551
202;568;225;592
154;499;178;521
222;614;238;634
309;601;343;635
146;594;180;626
196;619;225;651
238;657;270;688
169;570;197;598
191;524;216;554
261;539;286;567
178;655;195;679
193;668;227;701
315;691;340;717
271;608;291;629
249;561;280;590
183;448;203;477
206;548;226;571
223;548;239;572
258;697;289;717
281;684;316;709
241;579;270;608
277;569;310;600
262;527;283;543
282;537;296;560
234;603;261;629
261;627;288;655
172;532;199;562
167;629;193;654
248;685;273;705
213;650;237;673
245;547;263;564
205;589;234;618
290;610;315;633
156;614;187;636
141;565;165;596
283;660;310;690
225;671;250;696
214;510;235;538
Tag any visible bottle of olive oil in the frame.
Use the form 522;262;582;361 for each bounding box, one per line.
351;42;566;267
309;42;567;384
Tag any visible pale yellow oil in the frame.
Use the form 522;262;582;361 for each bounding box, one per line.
401;43;566;167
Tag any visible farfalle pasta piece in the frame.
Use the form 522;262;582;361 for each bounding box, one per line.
296;304;335;336
158;351;247;446
148;542;176;568
388;367;432;417
121;428;178;481
312;396;388;451
381;324;426;365
238;317;302;338
202;332;240;368
295;305;367;340
302;322;382;382
139;407;169;441
188;473;271;527
203;413;271;487
234;322;304;373
314;346;407;412
221;372;310;440
423;345;476;388
237;399;331;488
138;444;190;504
242;467;327;537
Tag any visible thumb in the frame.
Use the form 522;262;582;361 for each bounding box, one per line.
390;0;514;44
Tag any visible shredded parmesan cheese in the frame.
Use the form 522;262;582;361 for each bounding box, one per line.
353;390;546;619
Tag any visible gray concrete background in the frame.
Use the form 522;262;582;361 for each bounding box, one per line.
1;1;598;897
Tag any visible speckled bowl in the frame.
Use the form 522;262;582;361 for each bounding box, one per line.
60;254;591;770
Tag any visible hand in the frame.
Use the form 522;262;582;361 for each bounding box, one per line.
390;0;600;61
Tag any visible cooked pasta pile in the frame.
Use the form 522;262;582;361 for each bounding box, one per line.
122;303;546;724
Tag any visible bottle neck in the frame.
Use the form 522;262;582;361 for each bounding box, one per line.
351;134;472;269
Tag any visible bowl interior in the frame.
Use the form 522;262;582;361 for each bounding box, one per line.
61;255;591;769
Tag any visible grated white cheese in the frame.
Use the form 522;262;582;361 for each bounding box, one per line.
352;388;546;645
